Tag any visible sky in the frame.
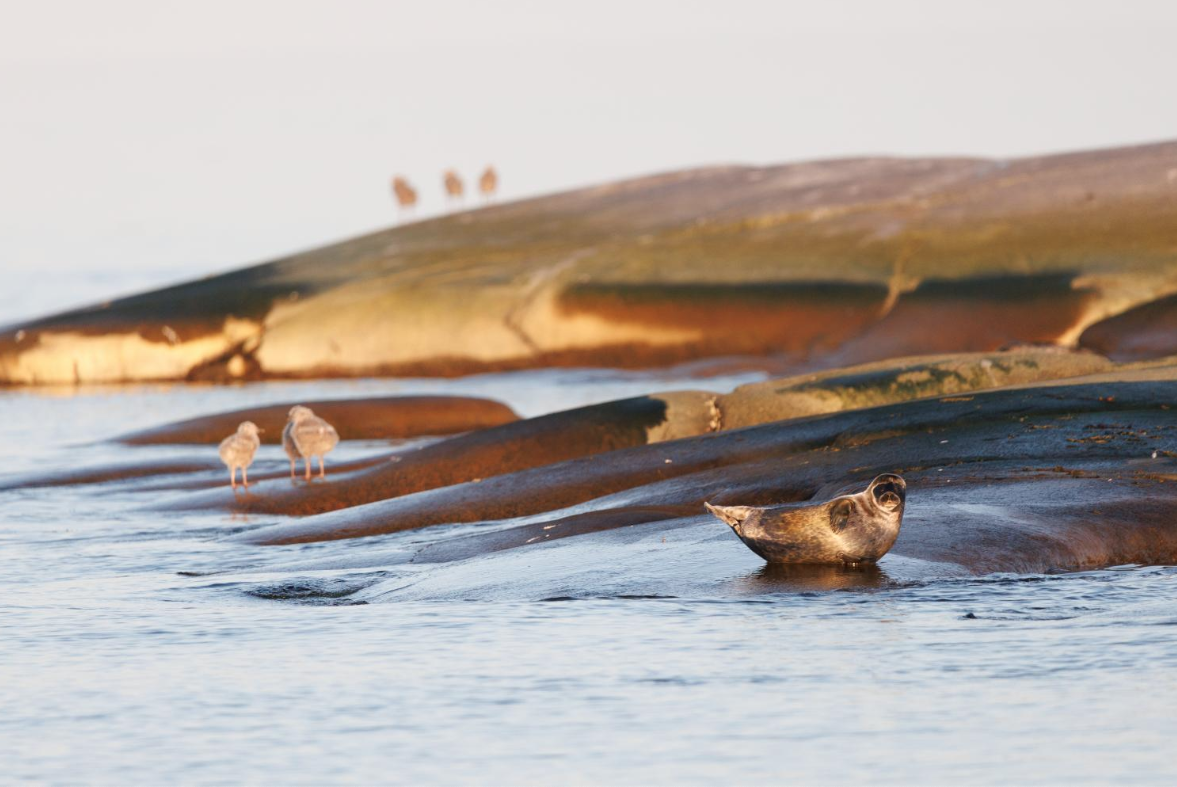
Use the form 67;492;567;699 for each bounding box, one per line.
2;0;1176;319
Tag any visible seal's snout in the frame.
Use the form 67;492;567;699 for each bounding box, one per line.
869;473;906;510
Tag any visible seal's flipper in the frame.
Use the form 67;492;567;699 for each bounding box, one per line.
705;502;755;533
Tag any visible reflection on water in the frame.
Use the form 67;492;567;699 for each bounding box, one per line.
743;561;891;592
2;370;1176;785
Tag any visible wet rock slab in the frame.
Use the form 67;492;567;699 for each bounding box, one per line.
5;140;1177;384
206;371;1177;600
2;395;515;493
117;395;518;444
142;349;1120;516
19;352;1176;597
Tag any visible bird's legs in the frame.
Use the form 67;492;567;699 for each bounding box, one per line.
289;458;296;480
318;456;325;478
229;467;237;489
242;466;249;488
305;457;312;481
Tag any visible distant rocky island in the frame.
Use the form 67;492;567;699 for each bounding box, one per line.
2;139;1175;386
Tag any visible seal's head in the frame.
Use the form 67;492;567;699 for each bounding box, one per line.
287;405;315;424
706;473;906;565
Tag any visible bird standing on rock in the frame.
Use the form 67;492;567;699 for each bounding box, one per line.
479;166;498;201
218;421;262;489
283;406;340;481
281;416;301;481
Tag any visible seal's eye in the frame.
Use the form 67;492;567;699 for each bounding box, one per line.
829;498;854;532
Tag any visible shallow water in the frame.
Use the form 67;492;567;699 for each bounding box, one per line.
3;369;1177;785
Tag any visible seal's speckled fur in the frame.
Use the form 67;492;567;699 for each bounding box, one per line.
707;474;905;564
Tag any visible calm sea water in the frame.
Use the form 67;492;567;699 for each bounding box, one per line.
4;268;1177;785
3;367;1177;786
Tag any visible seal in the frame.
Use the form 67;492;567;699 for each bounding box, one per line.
705;474;906;565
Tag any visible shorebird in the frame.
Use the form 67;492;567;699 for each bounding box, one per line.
283;406;340;481
443;169;464;206
479;166;498;202
391;175;418;221
281;416;301;481
218;421;262;489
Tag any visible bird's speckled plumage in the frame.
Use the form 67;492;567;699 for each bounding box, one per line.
218;421;261;489
281;419;302;479
284;405;340;480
